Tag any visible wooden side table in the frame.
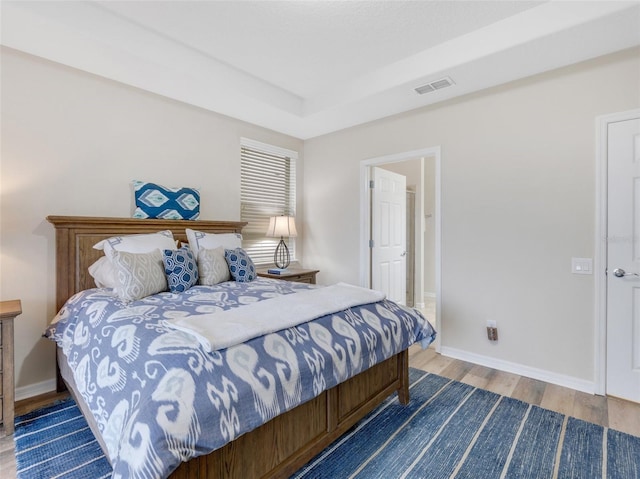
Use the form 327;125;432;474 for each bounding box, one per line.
0;299;21;436
257;267;319;284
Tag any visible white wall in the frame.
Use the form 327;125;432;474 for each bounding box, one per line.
3;44;639;397
303;48;640;387
0;47;303;396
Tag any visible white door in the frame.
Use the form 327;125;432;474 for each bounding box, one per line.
371;167;406;304
606;116;640;403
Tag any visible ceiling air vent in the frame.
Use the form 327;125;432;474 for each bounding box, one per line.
414;77;455;95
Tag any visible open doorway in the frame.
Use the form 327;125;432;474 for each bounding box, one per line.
359;147;441;351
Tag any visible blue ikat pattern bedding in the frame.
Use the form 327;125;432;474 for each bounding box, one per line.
45;278;436;479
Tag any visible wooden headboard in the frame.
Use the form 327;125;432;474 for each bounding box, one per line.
47;216;247;311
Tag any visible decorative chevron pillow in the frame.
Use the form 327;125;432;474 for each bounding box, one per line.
198;246;230;285
224;248;256;283
111;249;168;302
133;180;200;220
163;246;199;292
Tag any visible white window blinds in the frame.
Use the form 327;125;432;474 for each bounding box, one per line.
240;138;297;265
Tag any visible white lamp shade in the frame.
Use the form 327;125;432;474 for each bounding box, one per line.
266;216;298;238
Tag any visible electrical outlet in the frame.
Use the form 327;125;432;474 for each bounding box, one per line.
486;321;498;341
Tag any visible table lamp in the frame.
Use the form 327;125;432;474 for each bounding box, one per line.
266;216;297;269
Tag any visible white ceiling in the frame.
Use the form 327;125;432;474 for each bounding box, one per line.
2;1;639;139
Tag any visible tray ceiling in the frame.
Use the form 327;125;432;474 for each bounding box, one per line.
2;1;639;139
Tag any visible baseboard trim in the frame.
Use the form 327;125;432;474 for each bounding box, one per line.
15;379;56;402
440;346;595;395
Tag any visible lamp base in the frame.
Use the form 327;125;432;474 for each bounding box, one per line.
273;238;290;269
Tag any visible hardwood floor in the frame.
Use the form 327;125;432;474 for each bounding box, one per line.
1;347;639;478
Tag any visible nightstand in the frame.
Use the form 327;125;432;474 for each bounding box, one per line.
257;267;319;284
0;299;21;436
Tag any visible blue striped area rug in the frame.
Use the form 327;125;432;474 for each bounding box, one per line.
14;369;640;479
13;399;110;479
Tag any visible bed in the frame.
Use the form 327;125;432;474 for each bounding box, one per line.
45;215;435;478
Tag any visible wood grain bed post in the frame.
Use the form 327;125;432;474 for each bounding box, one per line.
397;349;410;405
53;225;73;313
50;221;75;392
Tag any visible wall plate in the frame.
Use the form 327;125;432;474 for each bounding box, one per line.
572;257;593;275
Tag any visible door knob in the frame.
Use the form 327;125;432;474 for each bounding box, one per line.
400;251;407;257
613;268;639;278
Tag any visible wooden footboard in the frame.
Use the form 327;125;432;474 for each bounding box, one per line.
170;349;409;478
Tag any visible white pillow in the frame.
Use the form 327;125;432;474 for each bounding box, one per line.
186;228;242;258
93;230;176;262
197;246;230;285
88;257;117;289
111;249;167;302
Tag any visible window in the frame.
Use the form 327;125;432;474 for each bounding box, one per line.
240;138;297;265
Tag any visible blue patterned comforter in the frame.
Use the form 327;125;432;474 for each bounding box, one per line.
45;278;436;478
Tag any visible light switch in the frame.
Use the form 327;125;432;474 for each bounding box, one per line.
572;257;592;275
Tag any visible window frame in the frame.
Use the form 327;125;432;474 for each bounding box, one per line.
240;138;298;265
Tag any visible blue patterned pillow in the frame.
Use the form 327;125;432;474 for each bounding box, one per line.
133;180;200;220
163;246;199;292
224;248;256;283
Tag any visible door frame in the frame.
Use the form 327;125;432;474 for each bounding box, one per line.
594;108;640;395
359;146;442;352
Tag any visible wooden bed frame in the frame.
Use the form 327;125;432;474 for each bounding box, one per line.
47;215;410;479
